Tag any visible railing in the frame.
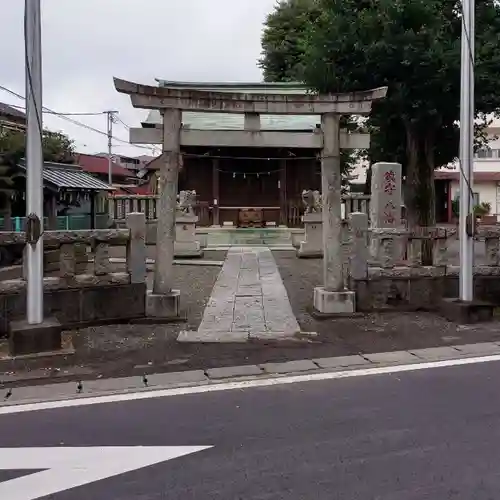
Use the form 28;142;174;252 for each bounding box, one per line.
110;195;212;225
0;212;147;294
110;193;372;228
343;194;370;220
3;215;110;231
110;195;158;221
194;202;211;226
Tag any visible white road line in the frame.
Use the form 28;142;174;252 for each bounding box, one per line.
1;354;500;415
0;446;211;500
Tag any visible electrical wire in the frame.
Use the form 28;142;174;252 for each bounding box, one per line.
115;116;130;130
0;84;157;153
4;103;106;116
182;152;337;161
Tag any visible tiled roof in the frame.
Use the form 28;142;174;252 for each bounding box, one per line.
77;153;132;177
0;102;26;120
17;161;114;191
111;184;152;195
142;80;320;131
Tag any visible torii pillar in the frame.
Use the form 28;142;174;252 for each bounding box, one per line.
146;108;182;318
114;78;387;318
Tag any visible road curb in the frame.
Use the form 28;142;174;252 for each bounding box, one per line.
2;341;500;408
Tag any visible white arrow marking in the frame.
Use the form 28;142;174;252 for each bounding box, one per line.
0;446;212;500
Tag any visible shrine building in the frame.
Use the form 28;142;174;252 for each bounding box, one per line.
125;80;373;227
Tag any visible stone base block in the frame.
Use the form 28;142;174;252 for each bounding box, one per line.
174;241;203;258
297;243;322;259
313;287;356;315
440;297;494;324
9;316;62;357
146;289;181;319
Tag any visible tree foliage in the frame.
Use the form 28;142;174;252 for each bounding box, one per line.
260;0;363;187
260;0;321;83
0;128;75;165
261;0;500;228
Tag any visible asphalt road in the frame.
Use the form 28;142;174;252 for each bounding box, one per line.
1;359;500;499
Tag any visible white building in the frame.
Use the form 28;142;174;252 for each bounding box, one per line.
436;118;500;220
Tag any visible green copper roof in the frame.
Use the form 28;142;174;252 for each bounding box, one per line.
155;80;312;94
144;80;320;131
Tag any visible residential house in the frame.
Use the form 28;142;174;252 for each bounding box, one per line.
77;153;136;185
435;118;500;222
0;158;113;230
0;103;26;133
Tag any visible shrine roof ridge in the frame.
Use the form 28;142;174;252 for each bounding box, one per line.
155;80;310;94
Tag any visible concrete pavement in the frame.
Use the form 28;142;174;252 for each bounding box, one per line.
3;340;500;407
2;356;500;498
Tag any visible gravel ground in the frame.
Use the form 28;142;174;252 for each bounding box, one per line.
272;250;500;353
3;248;500;387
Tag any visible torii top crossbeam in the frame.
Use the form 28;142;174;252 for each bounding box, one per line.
114;78;387;116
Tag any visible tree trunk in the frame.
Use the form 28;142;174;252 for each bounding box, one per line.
404;124;436;265
364;165;372;195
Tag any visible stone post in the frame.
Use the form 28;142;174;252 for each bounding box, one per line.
126;212;146;284
348;212;369;281
369;162;403;260
175;213;203;257
146;108;182;318
297;212;323;258
313;113;356;314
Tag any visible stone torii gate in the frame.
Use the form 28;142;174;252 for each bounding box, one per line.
114;78;387;318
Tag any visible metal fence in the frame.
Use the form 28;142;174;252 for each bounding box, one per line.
0;215;110;232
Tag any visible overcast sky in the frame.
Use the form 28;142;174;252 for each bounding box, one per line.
0;0;276;157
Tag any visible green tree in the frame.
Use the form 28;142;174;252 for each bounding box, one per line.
0;128;75;164
260;0;321;82
260;0;363;188
299;0;500;229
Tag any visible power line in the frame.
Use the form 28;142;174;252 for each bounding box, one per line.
0;84;157;153
4;103;106;116
115;115;130;130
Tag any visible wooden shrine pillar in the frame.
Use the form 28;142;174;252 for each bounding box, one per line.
90;192;96;229
212;158;220;226
279;159;287;226
45;194;57;230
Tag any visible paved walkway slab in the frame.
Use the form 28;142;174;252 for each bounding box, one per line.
178;247;300;342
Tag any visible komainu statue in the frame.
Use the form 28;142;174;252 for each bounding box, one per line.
177;190;197;215
302;189;322;213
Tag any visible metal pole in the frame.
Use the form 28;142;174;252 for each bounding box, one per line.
107;111;113;185
25;0;44;324
459;0;475;301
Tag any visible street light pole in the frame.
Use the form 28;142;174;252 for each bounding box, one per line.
459;0;475;301
25;0;44;324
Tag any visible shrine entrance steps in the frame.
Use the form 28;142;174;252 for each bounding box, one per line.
201;227;299;248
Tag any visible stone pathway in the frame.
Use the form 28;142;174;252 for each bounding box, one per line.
178;247;301;342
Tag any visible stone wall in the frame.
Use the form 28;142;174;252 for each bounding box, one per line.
346;214;500;311
0;212;147;336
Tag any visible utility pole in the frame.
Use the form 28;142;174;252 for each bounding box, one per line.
459;0;475;301
106;110;118;185
25;0;44;324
